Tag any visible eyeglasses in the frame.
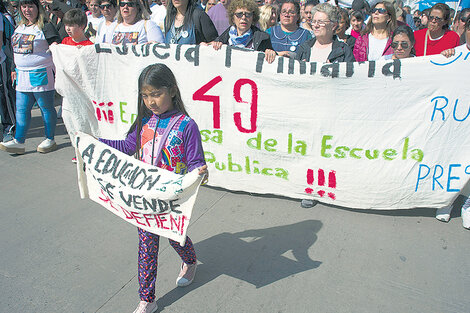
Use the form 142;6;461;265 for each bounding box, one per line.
310;19;331;27
234;12;253;19
428;15;443;22
391;41;410;49
119;1;136;7
371;8;387;15
100;4;113;9
460;15;469;23
280;10;296;16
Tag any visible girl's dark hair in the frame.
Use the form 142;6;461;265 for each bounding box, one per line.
279;0;301;26
362;1;396;37
129;64;188;158
338;7;350;28
165;0;197;33
350;10;364;22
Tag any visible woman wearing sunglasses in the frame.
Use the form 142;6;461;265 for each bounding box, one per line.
383;25;415;59
413;3;460;57
452;8;469;45
164;0;217;44
353;1;396;62
95;0;117;43
208;0;274;60
106;0;163;45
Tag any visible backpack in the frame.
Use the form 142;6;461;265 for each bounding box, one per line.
2;14;15;61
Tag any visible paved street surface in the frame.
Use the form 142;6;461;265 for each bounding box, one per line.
1;108;469;313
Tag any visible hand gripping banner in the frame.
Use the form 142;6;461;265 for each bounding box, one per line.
75;132;203;245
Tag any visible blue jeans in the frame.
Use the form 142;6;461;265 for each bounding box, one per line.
15;90;56;143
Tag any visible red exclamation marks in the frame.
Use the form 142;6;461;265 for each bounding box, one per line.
304;169;337;200
107;102;114;124
93;101;115;124
305;169;314;194
327;171;336;200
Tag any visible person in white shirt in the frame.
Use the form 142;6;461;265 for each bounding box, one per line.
150;0;166;32
0;0;60;155
95;0;117;42
106;0;164;44
87;0;105;31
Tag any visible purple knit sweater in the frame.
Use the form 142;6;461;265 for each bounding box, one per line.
100;109;206;172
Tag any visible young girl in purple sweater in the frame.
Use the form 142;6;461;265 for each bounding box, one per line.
101;63;207;313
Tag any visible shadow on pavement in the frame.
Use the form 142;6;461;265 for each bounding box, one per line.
156;220;322;311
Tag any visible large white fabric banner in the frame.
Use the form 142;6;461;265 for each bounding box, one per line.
75;132;203;245
51;43;470;210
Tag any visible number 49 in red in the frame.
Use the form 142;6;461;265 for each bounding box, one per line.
192;76;258;133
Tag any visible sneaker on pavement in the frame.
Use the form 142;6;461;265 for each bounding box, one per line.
436;205;453;222
37;139;57;153
462;207;470;230
301;199;317;208
0;139;25;154
72;157;77;164
176;262;197;287
132;301;158;313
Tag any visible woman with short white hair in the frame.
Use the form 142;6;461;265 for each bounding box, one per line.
295;3;354;63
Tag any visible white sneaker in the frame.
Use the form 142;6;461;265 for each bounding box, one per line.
37;138;57;153
462;207;470;230
436;205;452;222
0;139;25;154
132;301;158;313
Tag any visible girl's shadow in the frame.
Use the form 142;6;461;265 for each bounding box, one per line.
156;220;322;310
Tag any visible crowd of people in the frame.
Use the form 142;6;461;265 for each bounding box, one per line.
0;0;469;311
0;0;467;151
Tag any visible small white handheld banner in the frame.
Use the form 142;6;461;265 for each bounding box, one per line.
75;132;203;245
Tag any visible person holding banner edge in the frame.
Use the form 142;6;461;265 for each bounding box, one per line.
207;0;276;63
436;17;470;230
99;63;208;313
413;2;460;56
